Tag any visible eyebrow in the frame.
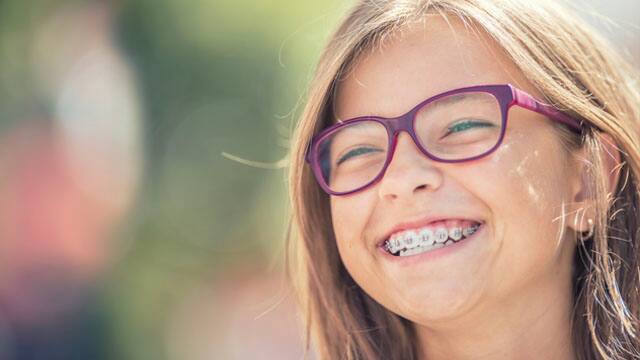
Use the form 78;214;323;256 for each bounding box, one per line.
429;93;473;108
334;92;482;124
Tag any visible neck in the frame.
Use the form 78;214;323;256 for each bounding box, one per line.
415;269;576;360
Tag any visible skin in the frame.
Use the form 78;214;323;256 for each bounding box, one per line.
330;17;618;360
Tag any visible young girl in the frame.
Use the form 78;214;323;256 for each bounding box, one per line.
286;1;640;359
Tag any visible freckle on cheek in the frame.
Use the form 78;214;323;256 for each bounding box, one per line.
502;148;547;205
527;183;541;203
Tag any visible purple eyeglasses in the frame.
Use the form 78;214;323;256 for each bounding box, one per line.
305;83;583;196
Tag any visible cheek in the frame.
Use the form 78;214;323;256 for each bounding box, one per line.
330;194;375;252
500;132;570;220
476;130;573;275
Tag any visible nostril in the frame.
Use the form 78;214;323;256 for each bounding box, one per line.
415;184;428;191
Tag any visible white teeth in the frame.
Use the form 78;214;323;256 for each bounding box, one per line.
403;231;418;249
462;224;480;237
400;242;446;257
418;229;435;246
435;227;448;243
385;239;395;252
399;247;423;256
386;222;482;257
391;238;402;253
449;227;463;241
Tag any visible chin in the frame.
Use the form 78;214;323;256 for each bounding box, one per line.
391;285;478;322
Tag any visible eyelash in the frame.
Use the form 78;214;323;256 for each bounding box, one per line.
335;120;494;165
444;120;494;136
337;147;383;165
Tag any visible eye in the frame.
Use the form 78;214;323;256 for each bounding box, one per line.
336;146;384;165
441;119;495;138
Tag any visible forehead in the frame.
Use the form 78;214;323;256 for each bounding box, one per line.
333;16;528;122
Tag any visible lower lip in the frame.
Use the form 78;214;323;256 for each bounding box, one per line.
377;223;484;267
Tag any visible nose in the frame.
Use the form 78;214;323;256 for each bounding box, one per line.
377;132;444;201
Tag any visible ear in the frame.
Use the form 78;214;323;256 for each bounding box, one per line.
598;132;622;200
568;132;622;234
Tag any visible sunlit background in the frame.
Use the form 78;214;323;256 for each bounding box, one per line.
0;1;637;359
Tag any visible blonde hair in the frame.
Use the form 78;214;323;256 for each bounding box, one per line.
286;1;640;359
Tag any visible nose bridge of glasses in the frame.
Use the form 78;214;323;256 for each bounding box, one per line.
384;110;432;167
387;110;415;132
386;109;422;153
386;110;417;144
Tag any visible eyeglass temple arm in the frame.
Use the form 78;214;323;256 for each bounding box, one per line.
511;87;583;132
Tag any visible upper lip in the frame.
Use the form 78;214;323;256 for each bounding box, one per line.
376;215;484;247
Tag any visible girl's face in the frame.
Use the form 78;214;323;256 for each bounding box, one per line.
330;18;585;324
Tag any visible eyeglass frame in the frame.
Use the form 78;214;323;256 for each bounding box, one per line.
305;83;584;196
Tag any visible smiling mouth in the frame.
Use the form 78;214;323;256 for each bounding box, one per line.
383;220;483;257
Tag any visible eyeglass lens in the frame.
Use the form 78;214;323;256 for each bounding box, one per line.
317;91;502;193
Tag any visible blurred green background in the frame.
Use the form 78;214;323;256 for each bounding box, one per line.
111;1;346;359
0;1;636;359
0;1;348;359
